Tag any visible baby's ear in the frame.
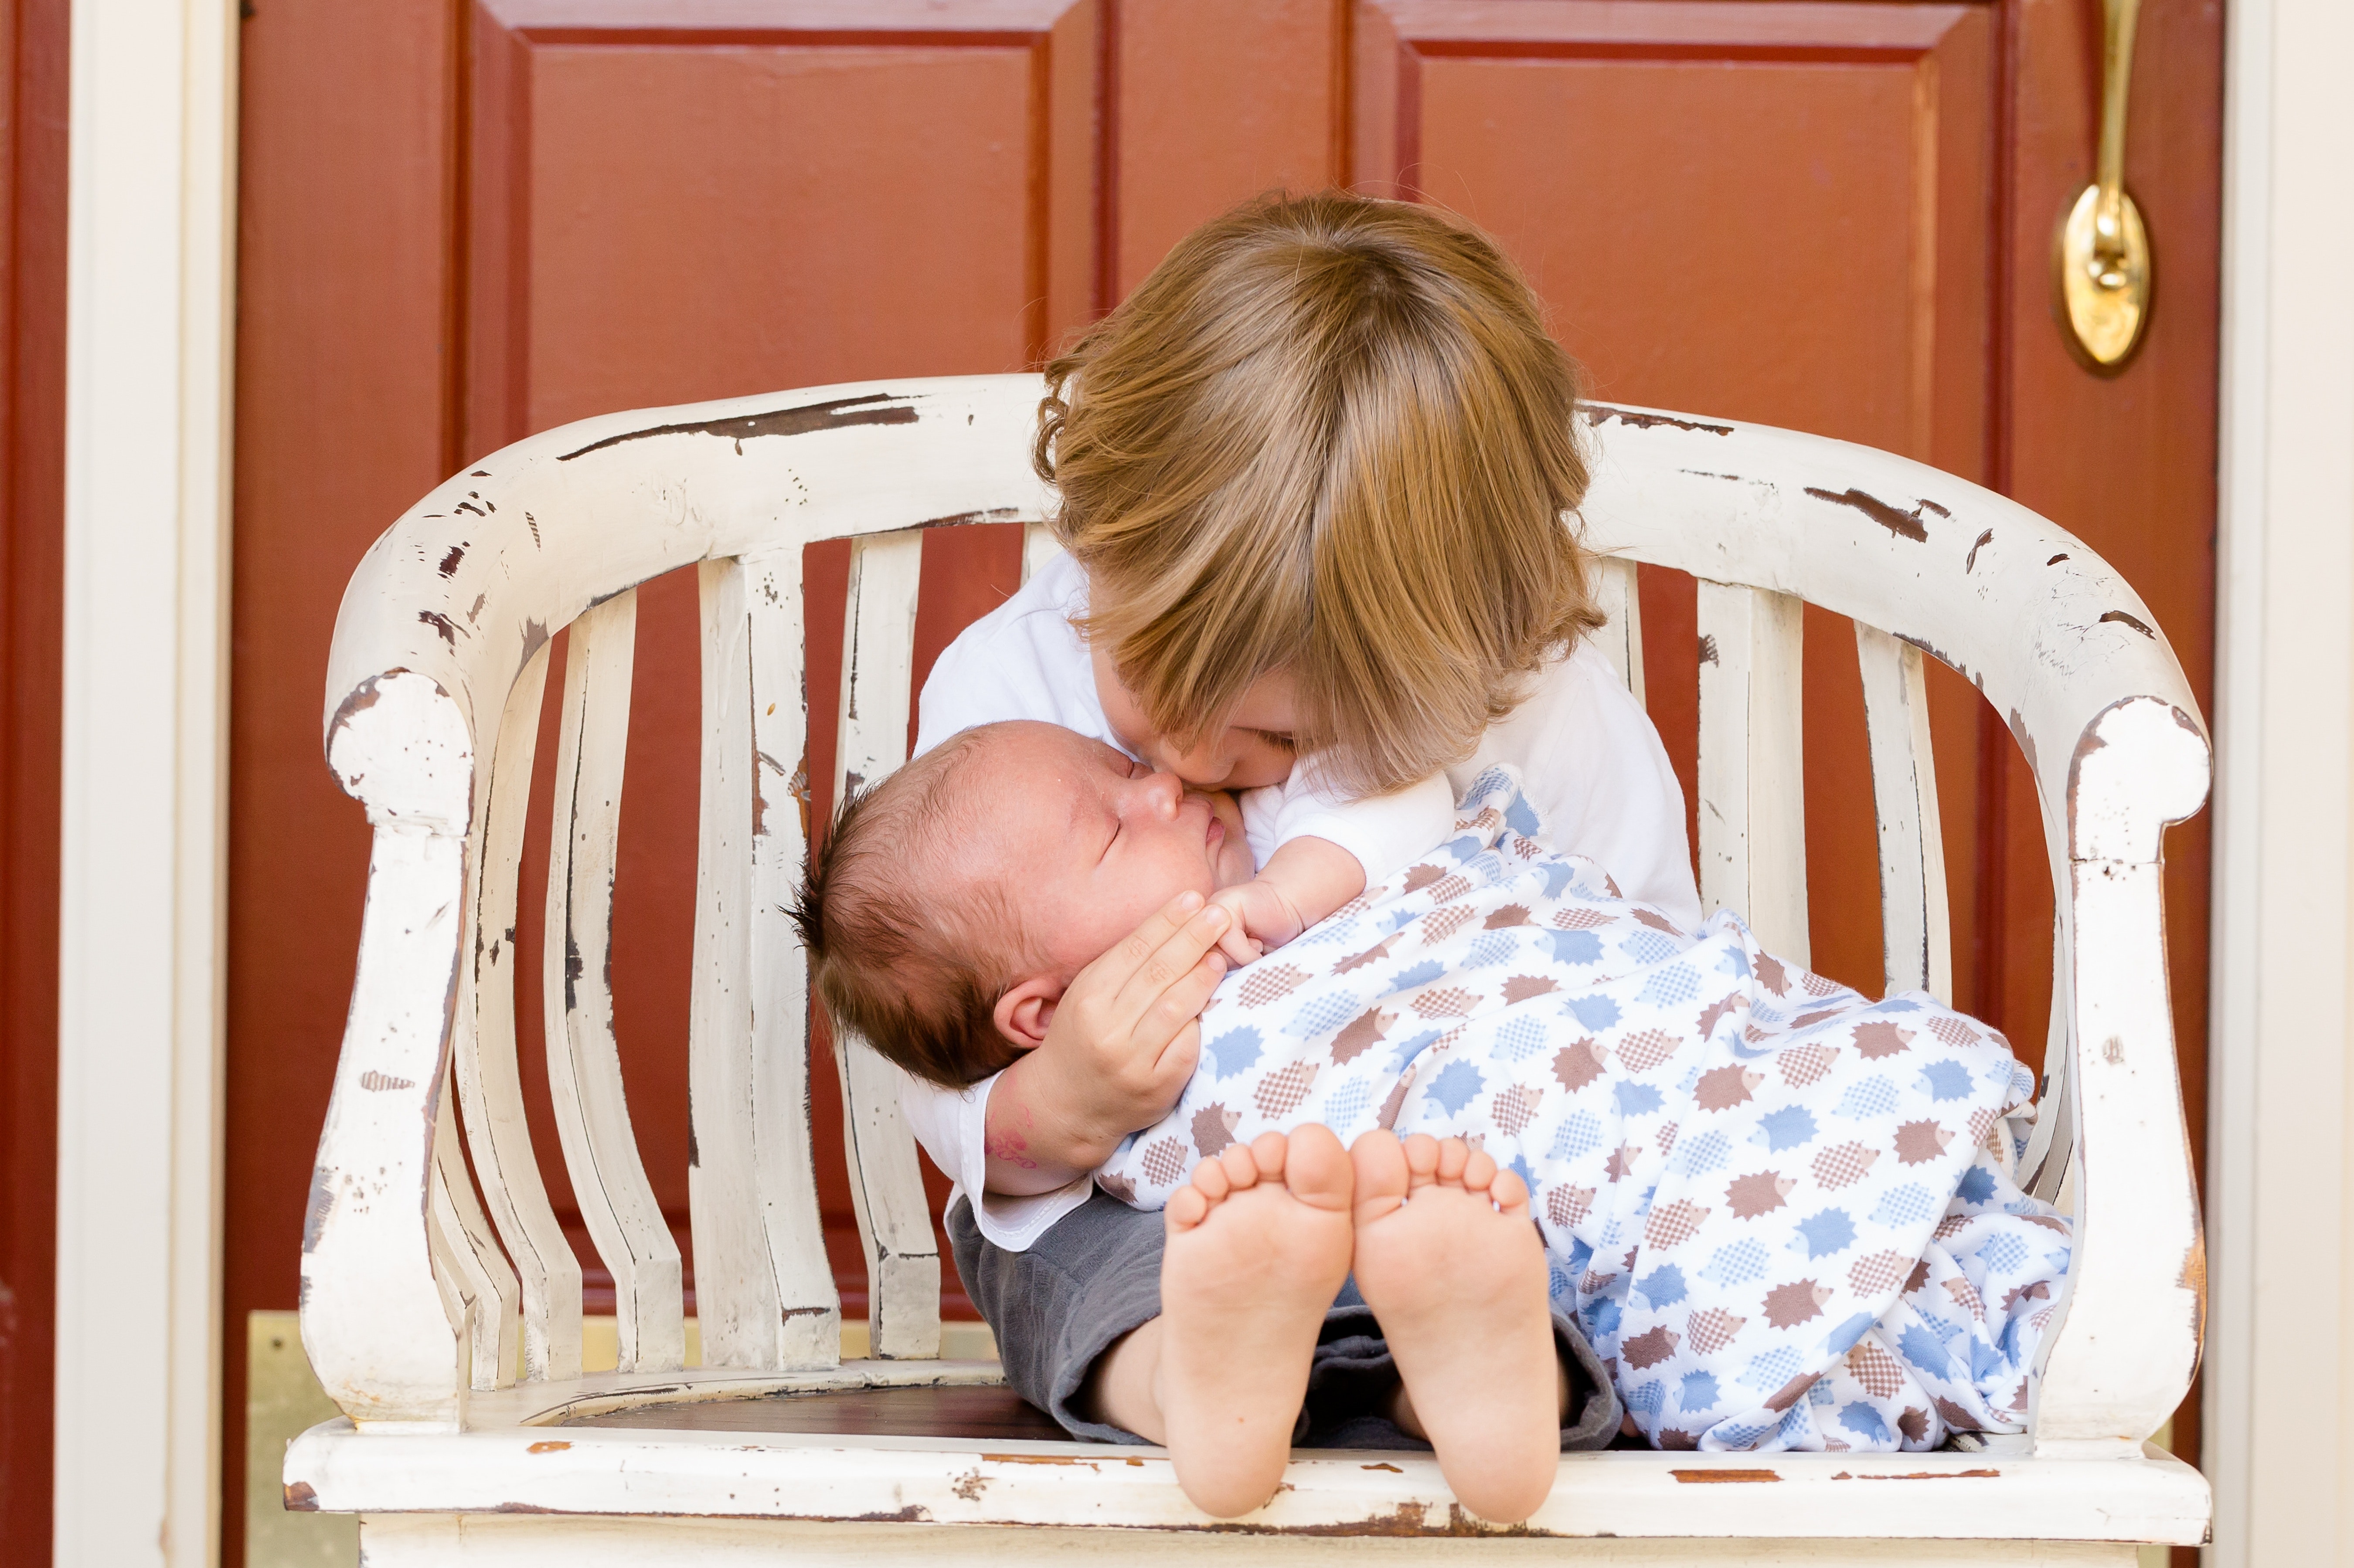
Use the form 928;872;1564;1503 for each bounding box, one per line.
993;975;1065;1051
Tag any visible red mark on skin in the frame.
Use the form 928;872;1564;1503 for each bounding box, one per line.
984;1098;1041;1171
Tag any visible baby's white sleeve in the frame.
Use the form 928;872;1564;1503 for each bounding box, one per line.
893;1062;1094;1253
1239;763;1456;887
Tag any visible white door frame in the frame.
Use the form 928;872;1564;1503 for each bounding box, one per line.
2204;0;2354;1562
53;2;238;1565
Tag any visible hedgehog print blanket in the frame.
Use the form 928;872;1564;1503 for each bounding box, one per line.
1094;768;2070;1453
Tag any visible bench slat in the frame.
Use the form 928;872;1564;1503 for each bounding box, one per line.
830;531;944;1359
1590;555;1646;706
742;549;844;1361
1856;624;1953;1002
428;1072;519;1390
452;642;583;1381
692;558;841;1371
1695;582;1809;961
544;591;687;1374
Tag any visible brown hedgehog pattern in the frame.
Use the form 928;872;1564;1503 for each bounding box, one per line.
1078;767;2068;1457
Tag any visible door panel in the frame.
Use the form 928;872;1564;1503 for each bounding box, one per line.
1355;0;1996;1018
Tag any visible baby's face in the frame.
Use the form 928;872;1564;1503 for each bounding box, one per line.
961;721;1255;980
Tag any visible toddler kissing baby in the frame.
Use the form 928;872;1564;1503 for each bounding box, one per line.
797;719;2069;1520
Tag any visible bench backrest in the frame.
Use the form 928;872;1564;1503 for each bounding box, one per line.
306;374;2207;1458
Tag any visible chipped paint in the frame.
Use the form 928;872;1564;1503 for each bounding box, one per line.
418;610;463;649
438;544;468;577
527;1440;572;1454
952;1469;991;1501
920;506;1024;528
2048;553;2071;566
301;1164;338;1253
1672;1469;1782;1483
1966;530;1993;572
557;392;919;462
2099;610;2157;639
1803;486;1930;543
282;1480;319;1512
1583;404;1734;437
1698;633;1719;666
1829;1469;2001;1481
358;1070;416;1092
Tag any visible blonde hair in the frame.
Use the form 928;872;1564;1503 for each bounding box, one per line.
1034;190;1602;797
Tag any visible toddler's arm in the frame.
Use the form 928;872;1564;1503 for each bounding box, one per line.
1212;768;1456;954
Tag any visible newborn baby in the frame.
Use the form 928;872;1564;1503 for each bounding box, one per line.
799;720;2068;1492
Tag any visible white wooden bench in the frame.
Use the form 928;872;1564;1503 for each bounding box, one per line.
285;373;2211;1565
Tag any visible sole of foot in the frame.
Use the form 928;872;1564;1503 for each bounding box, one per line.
1158;1125;1356;1518
1350;1129;1562;1525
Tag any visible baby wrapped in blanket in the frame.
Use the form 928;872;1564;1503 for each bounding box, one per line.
802;719;2068;1458
1092;767;2066;1453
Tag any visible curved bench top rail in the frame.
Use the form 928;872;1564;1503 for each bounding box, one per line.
324;379;2205;859
324;375;1057;782
1573;403;2208;860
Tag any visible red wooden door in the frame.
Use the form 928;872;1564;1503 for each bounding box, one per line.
224;3;2220;1562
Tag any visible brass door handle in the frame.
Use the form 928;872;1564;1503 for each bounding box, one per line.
2056;0;2151;370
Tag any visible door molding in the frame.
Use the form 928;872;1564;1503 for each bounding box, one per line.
2207;0;2354;1562
54;2;238;1564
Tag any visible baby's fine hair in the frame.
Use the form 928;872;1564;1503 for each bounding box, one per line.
790;733;1029;1089
1036;190;1602;798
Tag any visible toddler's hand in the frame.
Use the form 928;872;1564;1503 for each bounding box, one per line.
987;892;1235;1189
1206;878;1309;960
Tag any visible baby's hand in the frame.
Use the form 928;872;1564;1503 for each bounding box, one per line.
1205;879;1307;960
1206;834;1367;963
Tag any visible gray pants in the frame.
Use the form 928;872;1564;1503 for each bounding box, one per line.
948;1190;1623;1449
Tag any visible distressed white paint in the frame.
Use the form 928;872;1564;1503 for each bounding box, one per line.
1855;626;1951;1002
831;531;945;1360
455;643;585;1382
301;379;2210;1550
1694;581;1809;964
283;1416;2208;1545
2204;0;2354;1561
738;549;845;1359
691;560;840;1371
546;591;687;1374
1589;554;1646;705
54;2;238;1562
353;1515;2150;1568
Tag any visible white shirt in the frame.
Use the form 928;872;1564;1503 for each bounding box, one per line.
899;550;1700;1249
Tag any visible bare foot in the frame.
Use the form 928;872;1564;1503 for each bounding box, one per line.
1350;1130;1561;1524
1159;1126;1355;1517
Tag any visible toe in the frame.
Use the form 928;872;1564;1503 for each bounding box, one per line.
1463;1147;1497;1190
1167;1185;1210;1231
1489;1168;1531;1217
1218;1143;1261;1189
1283;1123;1354;1212
1350;1129;1410;1224
1436;1138;1470;1184
1192;1159;1232;1202
1250;1130;1289;1181
1402;1133;1440;1189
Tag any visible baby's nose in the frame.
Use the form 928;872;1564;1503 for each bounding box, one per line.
1134;769;1185;818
